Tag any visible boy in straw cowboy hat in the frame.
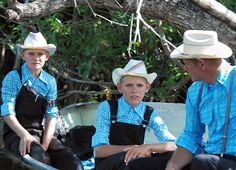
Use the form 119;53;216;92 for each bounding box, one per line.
166;30;236;170
92;59;177;170
1;32;84;170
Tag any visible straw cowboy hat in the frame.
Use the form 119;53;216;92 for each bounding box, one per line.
170;30;232;59
16;32;56;56
112;59;157;85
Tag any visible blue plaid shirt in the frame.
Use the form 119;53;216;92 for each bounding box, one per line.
176;60;236;156
1;63;58;118
92;96;176;148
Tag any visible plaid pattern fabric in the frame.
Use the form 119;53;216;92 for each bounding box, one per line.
92;96;176;148
176;60;236;156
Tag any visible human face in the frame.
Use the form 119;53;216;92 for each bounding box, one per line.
117;76;150;107
182;59;203;82
22;49;49;78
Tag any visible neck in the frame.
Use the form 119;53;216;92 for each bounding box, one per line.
204;59;222;84
31;70;41;79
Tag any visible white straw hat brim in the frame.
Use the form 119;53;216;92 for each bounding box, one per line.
112;68;157;85
16;44;56;56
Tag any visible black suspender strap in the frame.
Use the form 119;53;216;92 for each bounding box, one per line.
108;100;118;123
221;69;234;157
16;67;22;83
142;105;154;127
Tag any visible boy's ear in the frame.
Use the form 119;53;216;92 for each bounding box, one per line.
117;83;122;93
146;83;151;93
20;53;25;60
45;53;50;61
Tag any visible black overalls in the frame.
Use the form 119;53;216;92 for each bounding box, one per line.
95;100;154;170
3;68;84;170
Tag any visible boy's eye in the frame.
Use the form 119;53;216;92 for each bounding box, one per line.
137;84;144;87
28;52;36;55
126;84;133;87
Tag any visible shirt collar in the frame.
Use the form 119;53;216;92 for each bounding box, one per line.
22;63;48;85
217;59;234;88
120;96;146;116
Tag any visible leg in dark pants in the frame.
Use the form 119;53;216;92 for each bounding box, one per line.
95;152;127;170
191;153;236;170
217;157;236;170
5;135;50;164
47;137;84;170
191;154;219;170
126;151;173;170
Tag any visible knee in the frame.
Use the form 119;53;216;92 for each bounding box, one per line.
30;143;50;164
191;154;210;170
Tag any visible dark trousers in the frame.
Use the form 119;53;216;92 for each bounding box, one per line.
96;151;173;170
5;135;84;170
190;153;236;170
126;151;173;170
95;152;127;170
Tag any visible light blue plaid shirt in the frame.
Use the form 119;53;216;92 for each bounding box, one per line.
1;63;58;118
92;96;176;148
176;60;236;156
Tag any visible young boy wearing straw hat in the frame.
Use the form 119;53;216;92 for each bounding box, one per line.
92;59;177;170
1;32;84;170
166;30;236;170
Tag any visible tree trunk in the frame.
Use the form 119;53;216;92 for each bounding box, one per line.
4;0;236;57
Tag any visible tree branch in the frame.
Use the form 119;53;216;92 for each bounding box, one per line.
191;0;236;31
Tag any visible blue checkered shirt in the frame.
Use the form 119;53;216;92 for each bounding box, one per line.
92;96;176;148
1;63;58;118
176;60;236;156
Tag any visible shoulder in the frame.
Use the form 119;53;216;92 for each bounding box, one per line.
98;100;110;109
3;70;20;83
41;70;56;84
187;81;203;95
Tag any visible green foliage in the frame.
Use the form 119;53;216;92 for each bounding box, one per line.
1;6;185;105
218;0;236;11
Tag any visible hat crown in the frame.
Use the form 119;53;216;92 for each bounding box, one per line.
123;59;147;74
23;32;48;48
184;30;217;46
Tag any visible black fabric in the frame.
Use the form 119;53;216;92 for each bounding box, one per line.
60;125;96;160
108;100;118;123
95;99;154;170
126;151;174;170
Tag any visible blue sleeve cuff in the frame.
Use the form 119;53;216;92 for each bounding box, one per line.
176;131;203;155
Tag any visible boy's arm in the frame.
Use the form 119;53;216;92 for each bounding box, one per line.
4;115;40;155
41;116;57;151
94;144;133;158
166;147;193;170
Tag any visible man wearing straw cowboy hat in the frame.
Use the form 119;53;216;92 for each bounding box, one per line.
92;59;177;170
166;30;236;170
1;32;84;170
